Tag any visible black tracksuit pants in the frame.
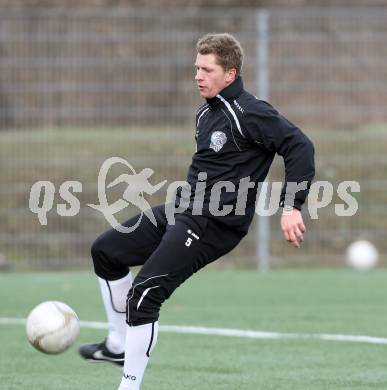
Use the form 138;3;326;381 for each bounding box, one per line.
91;205;243;326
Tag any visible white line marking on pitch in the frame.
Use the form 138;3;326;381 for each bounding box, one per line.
1;317;387;345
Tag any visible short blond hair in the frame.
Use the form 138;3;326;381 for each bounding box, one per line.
196;33;244;76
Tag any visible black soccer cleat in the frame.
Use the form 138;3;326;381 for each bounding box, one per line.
79;340;124;366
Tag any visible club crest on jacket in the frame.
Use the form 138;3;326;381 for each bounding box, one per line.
209;131;227;152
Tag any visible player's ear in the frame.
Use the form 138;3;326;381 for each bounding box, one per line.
226;68;237;83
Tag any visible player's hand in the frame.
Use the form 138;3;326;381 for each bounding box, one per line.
280;208;306;248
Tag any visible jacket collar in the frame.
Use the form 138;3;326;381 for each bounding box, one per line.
206;76;244;107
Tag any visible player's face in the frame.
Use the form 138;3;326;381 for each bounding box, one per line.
195;53;236;99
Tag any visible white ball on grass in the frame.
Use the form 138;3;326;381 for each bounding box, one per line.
26;301;80;354
346;240;379;270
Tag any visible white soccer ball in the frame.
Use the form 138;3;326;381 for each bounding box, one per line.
346;240;379;270
26;301;80;354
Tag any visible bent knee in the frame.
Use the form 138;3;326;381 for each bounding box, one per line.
90;233;128;280
127;282;165;326
90;234;106;262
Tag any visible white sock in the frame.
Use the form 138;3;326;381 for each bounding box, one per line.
118;322;158;390
98;272;132;354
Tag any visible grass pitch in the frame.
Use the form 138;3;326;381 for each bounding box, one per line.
1;269;387;390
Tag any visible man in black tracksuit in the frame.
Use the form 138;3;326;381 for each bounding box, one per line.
80;33;315;390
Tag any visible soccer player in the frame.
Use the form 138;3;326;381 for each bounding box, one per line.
79;33;315;389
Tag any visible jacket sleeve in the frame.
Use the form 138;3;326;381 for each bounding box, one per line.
243;102;315;210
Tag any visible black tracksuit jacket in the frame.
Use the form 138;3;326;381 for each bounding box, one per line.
178;76;315;235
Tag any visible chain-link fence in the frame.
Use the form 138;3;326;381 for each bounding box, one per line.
0;6;386;270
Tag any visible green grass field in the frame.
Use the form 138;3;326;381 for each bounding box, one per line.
1;269;387;389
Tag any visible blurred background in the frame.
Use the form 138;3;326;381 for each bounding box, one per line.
0;0;386;271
